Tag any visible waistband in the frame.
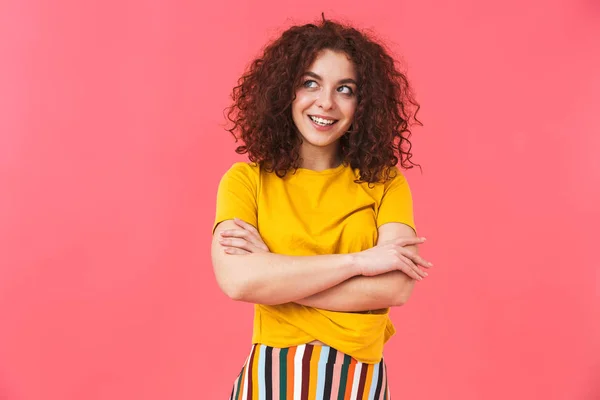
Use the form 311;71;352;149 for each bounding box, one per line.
230;343;390;400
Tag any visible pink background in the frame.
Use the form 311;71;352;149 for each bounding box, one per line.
1;0;598;399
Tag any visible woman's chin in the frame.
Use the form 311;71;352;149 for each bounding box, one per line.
301;137;341;149
298;131;345;149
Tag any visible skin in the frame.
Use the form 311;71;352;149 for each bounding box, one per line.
212;48;432;346
291;49;358;171
219;219;429;307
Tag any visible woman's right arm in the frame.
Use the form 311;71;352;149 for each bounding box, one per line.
211;164;359;304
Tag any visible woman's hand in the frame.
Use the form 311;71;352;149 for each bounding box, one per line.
218;218;270;255
354;237;433;280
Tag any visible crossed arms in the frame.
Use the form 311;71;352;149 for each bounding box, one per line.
211;219;432;312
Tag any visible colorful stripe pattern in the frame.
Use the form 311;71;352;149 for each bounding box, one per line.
229;344;390;400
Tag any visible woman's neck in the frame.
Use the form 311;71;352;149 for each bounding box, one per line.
298;146;342;172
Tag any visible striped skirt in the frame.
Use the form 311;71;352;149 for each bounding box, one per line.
229;343;390;400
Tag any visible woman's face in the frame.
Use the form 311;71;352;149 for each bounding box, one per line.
292;49;358;152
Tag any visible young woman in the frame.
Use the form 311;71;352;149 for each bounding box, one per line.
212;16;432;400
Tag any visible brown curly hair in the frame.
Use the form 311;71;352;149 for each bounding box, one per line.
225;15;422;183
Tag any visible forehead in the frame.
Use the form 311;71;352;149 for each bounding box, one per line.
305;49;357;81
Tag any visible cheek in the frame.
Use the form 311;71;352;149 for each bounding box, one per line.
340;100;357;121
292;91;314;113
291;102;303;125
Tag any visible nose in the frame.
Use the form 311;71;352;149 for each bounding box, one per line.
315;89;334;110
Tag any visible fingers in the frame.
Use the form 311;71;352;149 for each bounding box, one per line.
396;236;427;247
401;250;433;269
410;254;433;268
393;252;424;280
396;257;423;280
400;264;423;281
220;229;269;252
388;237;433;280
220;229;252;240
398;254;428;279
223;247;250;255
394;237;433;268
233;218;260;235
219;237;254;252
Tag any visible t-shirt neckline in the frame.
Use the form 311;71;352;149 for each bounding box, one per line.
294;162;348;176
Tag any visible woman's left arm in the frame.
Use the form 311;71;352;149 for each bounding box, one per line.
294;222;423;312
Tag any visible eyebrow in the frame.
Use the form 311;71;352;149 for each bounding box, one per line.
303;71;358;86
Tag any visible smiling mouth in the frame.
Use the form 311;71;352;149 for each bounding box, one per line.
309;115;338;126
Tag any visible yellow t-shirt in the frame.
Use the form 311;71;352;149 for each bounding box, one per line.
213;161;416;364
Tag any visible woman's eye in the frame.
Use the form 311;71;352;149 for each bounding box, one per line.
338;85;354;95
303;80;318;88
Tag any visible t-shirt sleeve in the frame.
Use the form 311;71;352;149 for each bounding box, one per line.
212;162;258;233
376;167;417;233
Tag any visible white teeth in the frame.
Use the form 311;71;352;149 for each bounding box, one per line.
309;116;336;126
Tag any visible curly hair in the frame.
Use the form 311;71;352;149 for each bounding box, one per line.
225;15;422;183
